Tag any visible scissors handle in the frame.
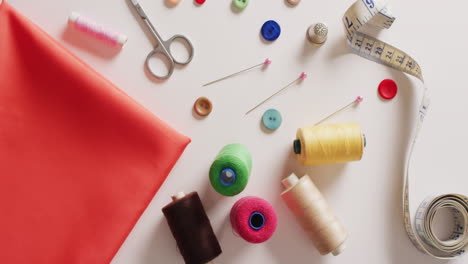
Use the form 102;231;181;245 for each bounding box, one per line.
164;34;195;65
145;35;194;79
145;47;175;80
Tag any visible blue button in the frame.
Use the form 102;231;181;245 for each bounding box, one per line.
261;20;281;41
262;109;282;130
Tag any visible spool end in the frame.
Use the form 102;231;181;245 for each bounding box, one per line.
293;139;301;154
331;243;346;256
171;191;186;201
282;174;299;190
249;212;265;230
219;168;236;186
69;12;80;23
117;34;128;46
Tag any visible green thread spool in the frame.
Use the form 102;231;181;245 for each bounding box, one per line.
209;144;252;196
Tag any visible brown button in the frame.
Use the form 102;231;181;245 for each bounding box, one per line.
287;0;301;6
194;97;212;117
166;0;182;7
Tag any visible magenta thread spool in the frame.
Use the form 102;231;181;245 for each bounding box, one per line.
68;12;127;47
230;196;277;243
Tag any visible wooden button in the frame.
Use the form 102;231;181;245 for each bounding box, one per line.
287;0;301;6
194;97;212;116
166;0;182;7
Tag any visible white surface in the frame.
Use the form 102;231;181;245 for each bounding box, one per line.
7;0;467;263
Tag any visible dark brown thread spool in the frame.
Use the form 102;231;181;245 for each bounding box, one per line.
162;191;222;264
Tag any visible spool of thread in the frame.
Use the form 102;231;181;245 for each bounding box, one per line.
68;12;127;47
162;192;222;264
209;144;252;196
230;196;278;243
281;174;347;256
294;122;365;165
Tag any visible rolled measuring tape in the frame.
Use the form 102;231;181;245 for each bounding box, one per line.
343;0;467;258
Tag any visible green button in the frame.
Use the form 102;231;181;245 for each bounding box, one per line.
233;0;249;9
262;109;282;130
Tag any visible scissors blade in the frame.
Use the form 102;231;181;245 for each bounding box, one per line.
130;0;148;19
129;0;165;46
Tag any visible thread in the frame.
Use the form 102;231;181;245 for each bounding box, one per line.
68;12;127;47
209;144;252;196
281;174;347;256
230;196;278;243
294;123;365;165
162;192;222;264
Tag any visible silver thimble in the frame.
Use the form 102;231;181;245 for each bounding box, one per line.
307;23;328;46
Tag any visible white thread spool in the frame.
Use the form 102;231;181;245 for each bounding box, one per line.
281;173;347;256
68;12;127;47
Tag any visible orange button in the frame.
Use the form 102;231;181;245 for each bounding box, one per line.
287;0;301;6
194;97;212;117
166;0;182;7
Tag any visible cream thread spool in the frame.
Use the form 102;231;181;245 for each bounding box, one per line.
293;123;365;165
68;12;127;47
281;173;347;256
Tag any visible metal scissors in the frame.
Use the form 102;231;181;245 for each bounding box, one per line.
130;0;194;79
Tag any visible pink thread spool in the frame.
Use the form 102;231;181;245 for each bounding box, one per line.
68;12;128;47
230;196;277;243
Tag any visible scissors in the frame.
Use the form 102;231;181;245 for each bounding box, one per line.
130;0;194;79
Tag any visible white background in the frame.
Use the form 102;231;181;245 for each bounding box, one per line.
7;0;467;263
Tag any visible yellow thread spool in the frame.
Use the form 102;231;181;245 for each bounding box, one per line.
293;123;365;165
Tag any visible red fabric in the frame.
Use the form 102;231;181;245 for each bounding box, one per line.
0;2;190;263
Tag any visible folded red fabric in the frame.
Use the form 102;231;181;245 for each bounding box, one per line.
0;2;190;263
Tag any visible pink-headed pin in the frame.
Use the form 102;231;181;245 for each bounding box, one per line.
203;58;272;87
315;96;364;125
245;72;307;115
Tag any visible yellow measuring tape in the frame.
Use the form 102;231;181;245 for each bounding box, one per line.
343;0;467;258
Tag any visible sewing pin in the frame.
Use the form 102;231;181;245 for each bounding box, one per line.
203;58;272;87
245;72;307;115
315;96;363;125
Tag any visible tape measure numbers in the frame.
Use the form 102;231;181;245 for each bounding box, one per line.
343;0;467;259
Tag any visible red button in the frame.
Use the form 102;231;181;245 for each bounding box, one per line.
378;79;398;100
195;0;206;4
